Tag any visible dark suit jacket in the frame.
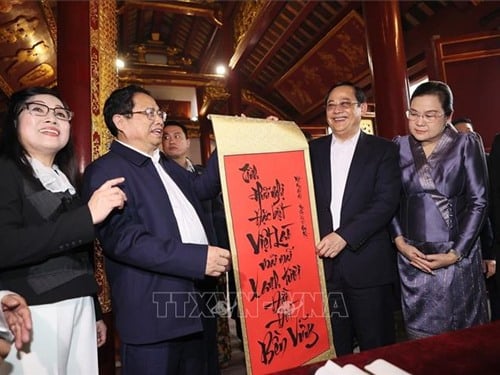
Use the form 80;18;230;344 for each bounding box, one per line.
0;158;99;309
309;132;401;289
489;134;500;286
82;141;221;344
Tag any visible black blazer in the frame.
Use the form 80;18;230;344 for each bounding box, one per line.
489;134;500;286
0;158;98;307
309;132;401;288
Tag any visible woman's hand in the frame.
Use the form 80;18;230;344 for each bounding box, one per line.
422;251;459;271
88;177;127;224
96;319;107;348
394;236;434;274
1;293;32;350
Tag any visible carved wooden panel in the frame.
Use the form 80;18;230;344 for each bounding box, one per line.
0;1;56;95
274;10;370;117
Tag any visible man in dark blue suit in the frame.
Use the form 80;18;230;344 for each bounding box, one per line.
309;82;401;356
82;85;231;374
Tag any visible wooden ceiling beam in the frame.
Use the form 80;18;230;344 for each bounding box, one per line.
136;9;146;42
198;3;237;73
118;1;223;27
229;1;285;70
184;17;203;59
118;66;225;87
151;10;163;34
166;14;181;47
249;1;318;81
262;1;358;94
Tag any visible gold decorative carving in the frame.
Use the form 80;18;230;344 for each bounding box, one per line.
204;86;230;102
241;89;258;105
199;85;229;116
0;0;22;14
233;0;265;46
0;74;12;96
40;0;57;47
3;41;50;74
200;86;230;115
242;89;287;119
0;16;39;44
90;0;118;314
19;63;54;86
275;11;369;115
90;0;117;160
130;43;193;68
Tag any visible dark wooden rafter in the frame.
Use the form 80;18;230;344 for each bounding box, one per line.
136;9;146;42
150;10;162;35
229;1;286;70
249;1;317;81
198;27;221;73
119;7;133;49
184;17;204;60
260;1;359;95
118;1;223;27
166;13;181;47
198;3;237;73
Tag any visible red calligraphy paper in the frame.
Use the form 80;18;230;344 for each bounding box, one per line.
224;150;332;374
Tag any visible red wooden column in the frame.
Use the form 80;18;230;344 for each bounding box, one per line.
228;70;242;116
56;3;117;375
362;1;409;139
56;1;92;176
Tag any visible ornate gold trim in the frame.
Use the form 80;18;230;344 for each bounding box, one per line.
40;0;57;48
242;89;287;119
89;0;118;314
233;0;266;46
0;74;13;97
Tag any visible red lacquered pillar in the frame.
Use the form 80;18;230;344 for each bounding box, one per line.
363;1;409;139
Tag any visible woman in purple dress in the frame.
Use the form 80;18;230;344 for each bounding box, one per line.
392;81;489;339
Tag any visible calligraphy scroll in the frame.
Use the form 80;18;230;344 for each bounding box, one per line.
210;115;334;374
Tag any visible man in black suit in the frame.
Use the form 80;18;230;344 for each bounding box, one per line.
488;134;500;320
452;118;499;321
309;82;401;355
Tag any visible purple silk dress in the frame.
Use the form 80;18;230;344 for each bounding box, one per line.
392;125;489;338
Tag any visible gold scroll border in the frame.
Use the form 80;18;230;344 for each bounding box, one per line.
209;114;335;374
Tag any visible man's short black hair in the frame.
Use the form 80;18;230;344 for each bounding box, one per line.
452;117;473;126
164;121;188;138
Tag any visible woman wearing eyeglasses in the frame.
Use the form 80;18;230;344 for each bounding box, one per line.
391;81;489;339
0;87;127;374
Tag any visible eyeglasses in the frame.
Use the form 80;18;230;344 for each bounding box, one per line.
127;108;167;122
163;133;185;141
326;101;360;111
24;102;73;121
406;110;445;122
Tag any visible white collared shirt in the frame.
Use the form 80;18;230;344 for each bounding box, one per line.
116;141;208;245
330;130;361;230
29;157;76;195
